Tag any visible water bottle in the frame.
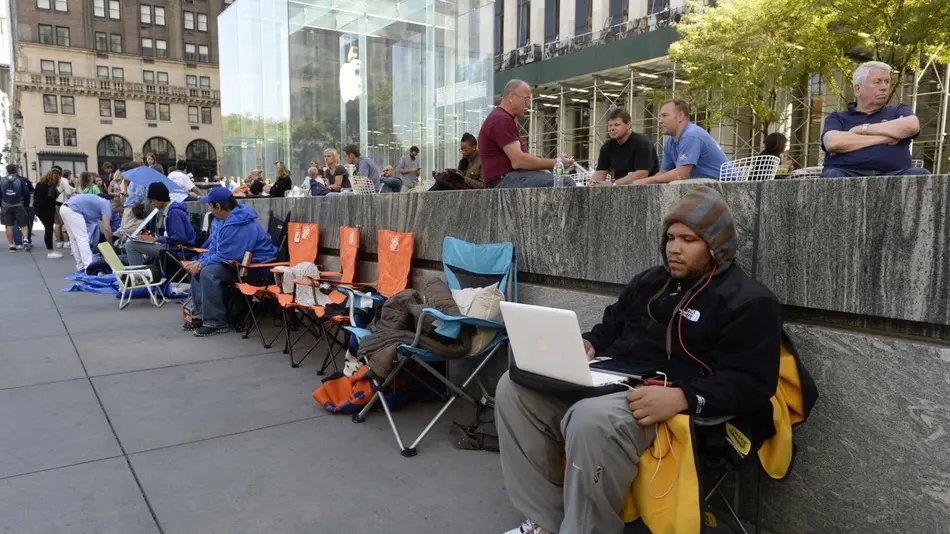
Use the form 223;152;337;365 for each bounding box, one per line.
553;155;565;188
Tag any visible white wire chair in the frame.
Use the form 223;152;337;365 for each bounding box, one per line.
788;166;823;179
570;162;595;186
719;155;780;181
351;176;379;195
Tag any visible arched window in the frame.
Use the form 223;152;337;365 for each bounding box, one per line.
143;137;177;160
97;135;132;159
186;139;217;160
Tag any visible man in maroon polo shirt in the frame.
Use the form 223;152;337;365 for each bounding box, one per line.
478;79;576;188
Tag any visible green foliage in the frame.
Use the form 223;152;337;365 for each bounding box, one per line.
669;0;950;136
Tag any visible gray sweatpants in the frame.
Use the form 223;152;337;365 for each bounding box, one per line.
495;372;654;534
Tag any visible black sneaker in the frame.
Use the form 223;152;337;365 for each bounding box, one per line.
194;324;231;337
182;319;203;331
8;246;15;253
23;241;32;251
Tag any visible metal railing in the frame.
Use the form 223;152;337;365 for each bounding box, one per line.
495;5;698;71
22;73;220;102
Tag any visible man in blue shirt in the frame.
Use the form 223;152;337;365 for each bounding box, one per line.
60;193;112;271
821;61;927;178
181;187;278;338
343;144;401;193
125;182;197;266
636;100;729;183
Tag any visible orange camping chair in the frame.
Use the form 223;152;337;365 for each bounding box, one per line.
295;228;414;375
231;211;291;347
288;225;364;372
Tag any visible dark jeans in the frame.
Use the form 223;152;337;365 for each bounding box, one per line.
190;263;233;327
495;170;577;189
821;166;930;178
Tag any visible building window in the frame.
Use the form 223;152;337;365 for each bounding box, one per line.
145;102;157;121
114;100;126;118
112;67;124;80
184;11;194;30
58;62;72;75
159;103;170;121
61;96;75;114
188;106;198;123
186;75;197;88
157;72;168;85
493;0;503;57
545;0;559;42
143;70;154;83
199;76;210;88
94;31;107;51
46;127;60;146
109;0;119;18
100;98;111;117
94;0;104;17
647;0;668;15
55;0;67;11
197;13;208;31
43;94;58;113
55;27;70;47
200;107;212;124
97;66;109;79
198;45;209;63
63;128;77;147
110;34;122;53
155;6;165;25
140;5;151;24
517;0;529;48
156;40;167;58
184;43;196;62
40;60;55;74
142;38;153;56
39;25;53;45
37;0;50;9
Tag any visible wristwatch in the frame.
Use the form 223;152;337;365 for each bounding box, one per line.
861;123;869;135
695;394;706;414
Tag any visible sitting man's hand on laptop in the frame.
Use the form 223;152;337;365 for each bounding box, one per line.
583;339;596;360
627;386;688;427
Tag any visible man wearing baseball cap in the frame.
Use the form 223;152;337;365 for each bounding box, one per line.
181;187;278;337
125;182;197;266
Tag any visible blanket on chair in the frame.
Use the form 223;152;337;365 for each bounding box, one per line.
358;277;472;378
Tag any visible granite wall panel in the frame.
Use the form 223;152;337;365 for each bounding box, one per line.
188;174;950;326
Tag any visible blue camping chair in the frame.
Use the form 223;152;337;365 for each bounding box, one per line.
350;236;517;457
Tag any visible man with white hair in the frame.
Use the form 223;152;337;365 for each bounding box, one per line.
820;61;928;177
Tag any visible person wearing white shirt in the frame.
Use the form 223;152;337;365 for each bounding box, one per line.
167;160;203;202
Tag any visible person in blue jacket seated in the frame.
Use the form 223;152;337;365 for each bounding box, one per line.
180;187;278;338
125;182;197;266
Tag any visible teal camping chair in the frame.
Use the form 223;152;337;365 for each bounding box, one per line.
351;236;517;457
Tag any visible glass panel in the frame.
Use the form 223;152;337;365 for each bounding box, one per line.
112;67;124;80
189;106;198;123
55;27;69;47
46;128;60;145
219;0;493;178
64;128;77;146
41;60;55;74
95;32;107;51
111;33;122;53
39;25;53;44
159;103;170;121
44;95;57;113
186;75;197;88
97;66;109;79
141;5;151;24
97;135;132;158
114;100;126;118
61;96;75;114
155;7;165;25
145;102;157;120
157;72;168;84
37;0;50;9
143;70;154;83
55;0;67;12
184;11;194;30
58;61;72;75
109;0;119;18
198;14;208;31
99;99;111;117
156;40;167;58
94;0;104;16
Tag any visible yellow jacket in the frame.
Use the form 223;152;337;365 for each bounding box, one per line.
620;344;810;533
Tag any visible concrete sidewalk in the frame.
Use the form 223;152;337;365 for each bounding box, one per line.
0;244;520;533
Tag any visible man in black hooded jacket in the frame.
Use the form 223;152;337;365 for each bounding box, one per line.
496;185;783;534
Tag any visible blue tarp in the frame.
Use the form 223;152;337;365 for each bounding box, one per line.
62;272;186;300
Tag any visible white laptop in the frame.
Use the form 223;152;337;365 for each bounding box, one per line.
499;301;632;387
127;208;161;243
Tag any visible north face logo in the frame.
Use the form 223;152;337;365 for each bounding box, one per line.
389;237;400;251
681;308;701;322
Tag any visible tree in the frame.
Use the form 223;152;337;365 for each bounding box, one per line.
669;0;852;139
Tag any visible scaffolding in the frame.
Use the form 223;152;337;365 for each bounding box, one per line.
510;56;950;174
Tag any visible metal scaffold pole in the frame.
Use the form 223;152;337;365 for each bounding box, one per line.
589;78;598;167
936;63;950;174
558;84;566;156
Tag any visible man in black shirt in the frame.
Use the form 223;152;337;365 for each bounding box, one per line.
593;107;659;185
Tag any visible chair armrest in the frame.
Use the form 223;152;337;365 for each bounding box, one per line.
227;259;289;269
420;307;505;329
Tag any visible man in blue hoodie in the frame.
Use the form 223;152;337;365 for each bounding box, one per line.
181;187;278;337
125;182;197;266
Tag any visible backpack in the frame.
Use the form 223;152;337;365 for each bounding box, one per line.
1;176;23;205
312;365;407;414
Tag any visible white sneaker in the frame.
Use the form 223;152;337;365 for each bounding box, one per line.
59;242;68;249
48;251;63;259
15;244;22;250
503;520;547;534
